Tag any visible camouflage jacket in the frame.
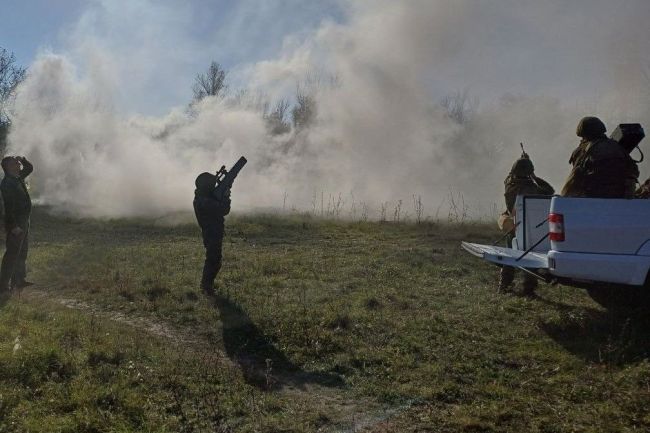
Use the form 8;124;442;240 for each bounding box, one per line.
561;137;639;198
504;175;554;213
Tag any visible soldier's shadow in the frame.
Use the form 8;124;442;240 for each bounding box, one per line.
212;293;345;391
537;295;650;365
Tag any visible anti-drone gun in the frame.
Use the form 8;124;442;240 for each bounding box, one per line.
213;156;247;201
610;124;645;162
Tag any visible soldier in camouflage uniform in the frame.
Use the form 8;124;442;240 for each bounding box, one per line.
561;117;639;198
499;157;554;295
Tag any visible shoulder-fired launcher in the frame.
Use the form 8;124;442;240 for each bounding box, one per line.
214;156;247;201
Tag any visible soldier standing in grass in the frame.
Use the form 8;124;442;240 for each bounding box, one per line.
193;172;231;295
0;156;34;292
499;153;554;295
561;116;639;198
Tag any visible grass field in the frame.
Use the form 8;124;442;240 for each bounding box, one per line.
0;207;649;432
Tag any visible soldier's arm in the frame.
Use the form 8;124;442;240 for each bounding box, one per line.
202;196;230;216
504;185;517;214
222;189;231;215
561;166;586;197
534;176;555;195
222;198;231;216
18;157;33;179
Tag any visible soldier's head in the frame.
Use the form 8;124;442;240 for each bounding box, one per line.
576;116;607;140
1;156;21;177
195;172;217;195
510;157;534;178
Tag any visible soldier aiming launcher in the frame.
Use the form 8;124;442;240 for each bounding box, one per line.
214;156;247;201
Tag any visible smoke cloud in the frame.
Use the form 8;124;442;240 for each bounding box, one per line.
7;0;650;219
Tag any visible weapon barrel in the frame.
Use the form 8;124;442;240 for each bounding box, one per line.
223;157;247;188
213;156;247;201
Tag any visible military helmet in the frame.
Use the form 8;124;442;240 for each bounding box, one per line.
510;158;534;177
576;116;606;139
195;172;217;193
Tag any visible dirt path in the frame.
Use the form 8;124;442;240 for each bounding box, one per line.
19;288;416;432
24;288;205;345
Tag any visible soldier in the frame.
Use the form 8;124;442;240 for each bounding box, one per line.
499;155;554;295
0;156;34;291
561;116;639;198
194;172;231;295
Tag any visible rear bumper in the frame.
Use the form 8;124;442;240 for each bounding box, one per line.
548;251;650;286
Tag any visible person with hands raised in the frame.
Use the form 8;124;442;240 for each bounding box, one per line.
0;155;34;291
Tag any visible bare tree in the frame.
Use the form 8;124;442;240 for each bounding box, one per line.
1;47;26;155
192;61;227;102
1;47;26;123
292;85;316;131
265;99;291;135
227;88;269;113
440;89;478;124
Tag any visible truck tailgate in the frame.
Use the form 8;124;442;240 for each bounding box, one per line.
461;242;549;269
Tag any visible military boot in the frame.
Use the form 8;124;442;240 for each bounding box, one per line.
498;266;515;292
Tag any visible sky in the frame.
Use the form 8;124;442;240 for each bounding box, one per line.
2;0;86;66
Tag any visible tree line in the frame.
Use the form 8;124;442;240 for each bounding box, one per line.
0;47;26;155
191;60;316;136
0;48;476;155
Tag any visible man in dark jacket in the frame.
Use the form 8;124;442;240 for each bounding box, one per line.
562;117;639;198
499;156;554;295
0;156;33;291
193;172;231;295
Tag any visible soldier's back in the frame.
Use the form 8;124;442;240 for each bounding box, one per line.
582;138;636;198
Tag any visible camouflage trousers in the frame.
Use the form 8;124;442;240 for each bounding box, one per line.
499;233;537;293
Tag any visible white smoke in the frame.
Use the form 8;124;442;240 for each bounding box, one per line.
7;0;650;219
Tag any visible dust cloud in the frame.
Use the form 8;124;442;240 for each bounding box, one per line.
7;0;650;219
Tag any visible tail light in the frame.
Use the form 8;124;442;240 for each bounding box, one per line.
549;213;565;242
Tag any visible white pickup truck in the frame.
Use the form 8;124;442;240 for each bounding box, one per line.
462;195;650;306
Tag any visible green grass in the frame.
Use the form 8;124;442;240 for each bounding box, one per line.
0;207;649;432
